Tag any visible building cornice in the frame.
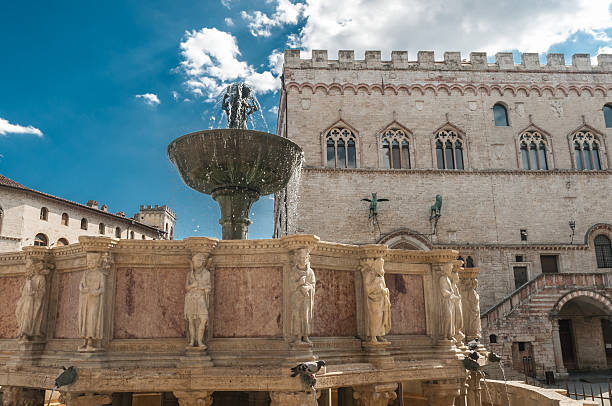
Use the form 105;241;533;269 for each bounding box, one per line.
302;166;612;176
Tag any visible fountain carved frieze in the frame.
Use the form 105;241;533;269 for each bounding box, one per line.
0;235;475;368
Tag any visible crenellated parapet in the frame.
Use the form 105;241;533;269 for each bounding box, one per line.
284;49;612;72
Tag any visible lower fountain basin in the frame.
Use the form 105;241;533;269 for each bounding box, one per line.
168;129;303;239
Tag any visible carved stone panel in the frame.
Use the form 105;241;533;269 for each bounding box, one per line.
213;267;283;337
312;269;356;336
114;267;187;339
385;274;426;335
54;271;83;339
0;276;22;338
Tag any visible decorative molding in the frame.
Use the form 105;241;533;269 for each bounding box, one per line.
285;81;611;98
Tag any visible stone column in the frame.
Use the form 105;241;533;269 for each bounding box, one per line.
60;392;112;406
269;391;319;406
1;386;45;406
466;371;481;406
422;379;462;406
551;318;567;375
353;384;398;406
173;391;214;406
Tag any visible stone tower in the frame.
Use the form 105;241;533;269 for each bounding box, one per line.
137;205;177;240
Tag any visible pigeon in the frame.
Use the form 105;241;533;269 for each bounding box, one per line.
55;366;77;388
290;361;326;389
47;367;77;406
290;360;326;377
463;358;480;371
468;351;480;360
467;339;479;351
488;352;502;363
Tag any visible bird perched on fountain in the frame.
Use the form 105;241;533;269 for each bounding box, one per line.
55;366;77;389
290;360;326;388
488;352;502;363
467;339;479;351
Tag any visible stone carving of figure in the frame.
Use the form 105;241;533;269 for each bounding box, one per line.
359;258;391;343
222;83;258;129
462;279;482;341
15;258;53;341
78;252;112;351
451;270;464;343
289;248;316;345
184;253;212;349
438;264;457;342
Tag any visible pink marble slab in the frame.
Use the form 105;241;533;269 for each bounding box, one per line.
114;268;187;339
213;267;282;338
385;273;426;335
312;269;356;337
0;276;23;338
54;271;83;339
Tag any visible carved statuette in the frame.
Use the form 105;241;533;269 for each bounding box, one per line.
78;252;112;351
359;258;391;343
461;278;482;341
16;257;54;342
451;269;464;343
438;263;457;342
184;253;212;349
289;248;316;345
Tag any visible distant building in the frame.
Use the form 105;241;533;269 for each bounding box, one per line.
0;174;176;252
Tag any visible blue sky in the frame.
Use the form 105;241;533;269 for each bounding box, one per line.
1;0;612;240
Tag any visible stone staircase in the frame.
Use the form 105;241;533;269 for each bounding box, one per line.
481;273;610;329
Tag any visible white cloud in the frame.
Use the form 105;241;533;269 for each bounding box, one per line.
0;117;43;137
289;0;612;58
225;17;234;26
172;90;179;101
179;27;281;100
221;0;231;9
269;106;279;114
241;0;305;37
135;93;161;106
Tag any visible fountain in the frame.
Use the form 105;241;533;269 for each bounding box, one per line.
167;83;303;239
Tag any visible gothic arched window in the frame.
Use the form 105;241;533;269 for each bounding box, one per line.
34;233;48;247
325;127;357;169
381;129;411;169
493;103;509;126
595;235;612;268
435;129;464;170
572;130;602;170
603;104;612;128
519;131;549;170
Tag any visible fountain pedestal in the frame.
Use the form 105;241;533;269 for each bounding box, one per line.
212;187;259;240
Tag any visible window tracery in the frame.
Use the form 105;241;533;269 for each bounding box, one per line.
435;129;464;170
325;127;357;169
572;130;602;170
381;129;410;169
519;131;549;170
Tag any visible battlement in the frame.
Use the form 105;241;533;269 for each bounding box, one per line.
284;49;612;72
138;204;176;218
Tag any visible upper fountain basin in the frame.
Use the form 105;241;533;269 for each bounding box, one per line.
167;129;303;196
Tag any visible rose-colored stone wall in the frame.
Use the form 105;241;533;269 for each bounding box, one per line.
55;271;83;339
114;268;187;339
213;267;282;338
385;273;426;335
312;269;356;336
0;276;23;338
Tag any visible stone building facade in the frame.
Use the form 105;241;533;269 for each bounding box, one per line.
0;174;176;252
274;49;612;375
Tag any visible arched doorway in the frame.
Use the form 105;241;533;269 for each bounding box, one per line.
377;229;431;251
553;291;612;371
